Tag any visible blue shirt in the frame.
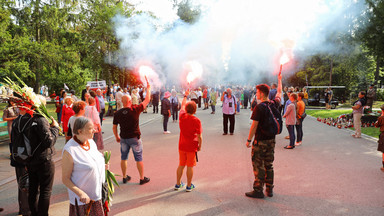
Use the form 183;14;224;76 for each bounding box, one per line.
97;95;105;109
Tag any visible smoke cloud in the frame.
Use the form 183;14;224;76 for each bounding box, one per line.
112;0;365;87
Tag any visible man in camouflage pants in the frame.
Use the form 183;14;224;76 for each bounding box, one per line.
245;73;282;198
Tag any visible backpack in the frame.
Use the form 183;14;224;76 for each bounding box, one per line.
260;101;283;136
12;116;42;164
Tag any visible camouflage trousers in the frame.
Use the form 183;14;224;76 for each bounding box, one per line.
251;139;276;191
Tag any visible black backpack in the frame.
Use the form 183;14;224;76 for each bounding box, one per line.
260;101;283;136
12;116;42;164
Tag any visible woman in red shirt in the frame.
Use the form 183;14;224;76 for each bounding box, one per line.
62;97;75;141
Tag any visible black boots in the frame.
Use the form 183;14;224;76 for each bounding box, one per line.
245;190;264;198
266;186;274;197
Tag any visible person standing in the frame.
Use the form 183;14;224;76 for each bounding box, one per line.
115;88;124;110
190;89;199;105
161;92;172;134
81;84;90;101
302;87;309;105
55;89;65;128
366;84;376;110
295;93;306;146
197;87;202;108
96;89;105;125
234;87;241;113
152;89;160;114
67;101;87;139
131;89;140;105
202;88;208;110
62;117;105;215
112;81;151;185
174;90;202;192
84;97;103;150
221;88;237;135
243;87;250;109
61;97;75;142
283;93;297;149
245;73;282;198
352;91;366;138
11;102;60;216
210;89;218;114
170;90;179;123
375;104;384;172
4;101;29;216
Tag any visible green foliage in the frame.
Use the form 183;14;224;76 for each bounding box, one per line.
173;0;201;24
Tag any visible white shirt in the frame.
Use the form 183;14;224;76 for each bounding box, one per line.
63;139;105;205
116;91;124;102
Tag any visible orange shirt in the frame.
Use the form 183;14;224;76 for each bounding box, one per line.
297;100;305;118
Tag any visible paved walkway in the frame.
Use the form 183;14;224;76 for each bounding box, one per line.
0;105;383;216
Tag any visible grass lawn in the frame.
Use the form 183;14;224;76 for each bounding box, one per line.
306;109;381;138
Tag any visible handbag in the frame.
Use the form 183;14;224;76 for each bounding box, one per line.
300;112;307;120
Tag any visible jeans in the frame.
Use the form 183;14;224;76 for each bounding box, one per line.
99;108;105;125
223;114;235;134
211;105;216;112
153;104;159;113
295;121;303;142
236;101;240;112
172;105;178;121
163;115;169;131
287;125;295;147
16;166;30;215
27;160;55;216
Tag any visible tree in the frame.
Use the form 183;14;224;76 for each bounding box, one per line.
173;0;201;24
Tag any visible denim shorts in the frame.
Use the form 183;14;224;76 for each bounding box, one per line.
120;137;143;162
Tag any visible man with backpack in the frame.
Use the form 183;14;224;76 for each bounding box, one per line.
11;103;60;216
245;73;282;198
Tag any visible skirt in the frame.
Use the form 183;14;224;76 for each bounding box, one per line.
378;133;384;153
93;132;104;150
69;199;104;216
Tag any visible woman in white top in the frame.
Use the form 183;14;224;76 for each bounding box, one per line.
62;117;105;215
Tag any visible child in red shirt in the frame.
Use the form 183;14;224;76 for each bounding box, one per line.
175;90;202;192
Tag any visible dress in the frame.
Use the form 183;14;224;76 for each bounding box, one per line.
61;104;75;133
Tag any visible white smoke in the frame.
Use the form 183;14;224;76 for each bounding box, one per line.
112;0;364;86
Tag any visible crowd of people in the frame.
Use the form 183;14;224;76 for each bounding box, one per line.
2;74;384;215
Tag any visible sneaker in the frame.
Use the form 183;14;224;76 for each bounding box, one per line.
186;184;195;192
295;142;302;146
245;190;264;198
174;182;185;190
122;175;131;184
284;145;295;149
163;131;171;134
140;177;150;185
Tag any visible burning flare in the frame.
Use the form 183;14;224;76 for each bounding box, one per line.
185;61;203;83
139;65;155;86
280;53;290;65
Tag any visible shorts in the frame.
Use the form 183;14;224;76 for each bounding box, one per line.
120;137;143;161
179;150;196;167
204;98;209;103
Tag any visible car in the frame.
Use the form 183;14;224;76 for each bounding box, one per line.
307;98;339;109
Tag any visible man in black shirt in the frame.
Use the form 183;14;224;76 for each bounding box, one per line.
245;73;282;198
112;81;151;185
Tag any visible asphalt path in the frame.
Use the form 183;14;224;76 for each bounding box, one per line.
0;105;383;216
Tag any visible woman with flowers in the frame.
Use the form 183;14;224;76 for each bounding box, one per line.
62;117;105;215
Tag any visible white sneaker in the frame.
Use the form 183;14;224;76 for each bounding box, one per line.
163;131;171;134
295;142;302;146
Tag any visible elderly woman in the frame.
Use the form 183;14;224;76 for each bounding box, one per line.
61;97;75;142
62;117;105;215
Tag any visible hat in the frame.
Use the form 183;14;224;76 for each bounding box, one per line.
164;91;171;98
86;84;90;87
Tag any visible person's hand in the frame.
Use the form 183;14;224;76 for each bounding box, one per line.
185;89;190;97
246;141;252;148
79;191;91;204
50;117;59;128
197;145;201;151
115;136;121;143
105;162;110;170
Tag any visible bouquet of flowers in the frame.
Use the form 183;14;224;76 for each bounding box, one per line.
103;151;119;215
1;73;57;127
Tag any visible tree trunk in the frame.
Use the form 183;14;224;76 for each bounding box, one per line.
34;0;41;93
375;57;380;85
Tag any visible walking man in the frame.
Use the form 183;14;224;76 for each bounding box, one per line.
112;80;151;185
352;91;366;138
245;72;282;198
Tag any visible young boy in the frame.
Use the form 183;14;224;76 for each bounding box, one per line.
175;90;203;192
375;104;384;171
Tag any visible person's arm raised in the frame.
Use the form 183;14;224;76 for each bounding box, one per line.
180;89;189;112
142;82;151;108
276;72;282;100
